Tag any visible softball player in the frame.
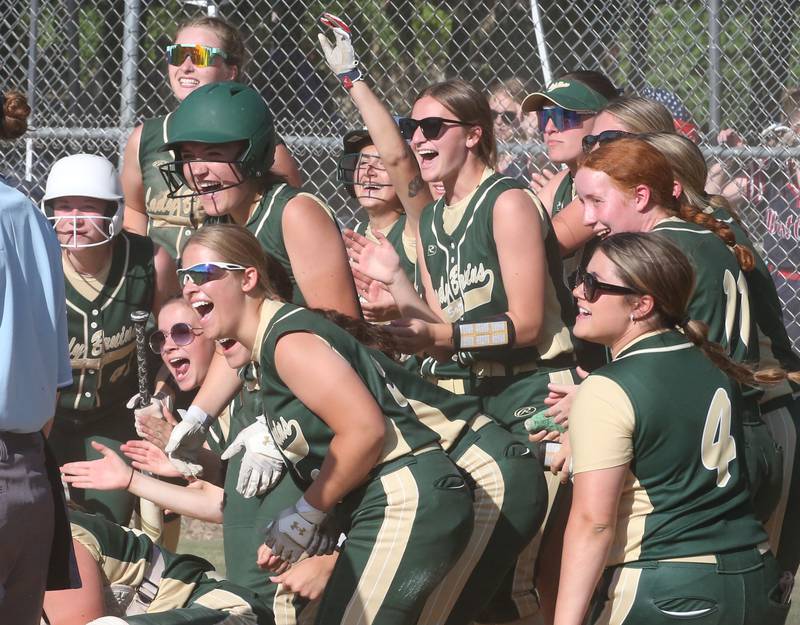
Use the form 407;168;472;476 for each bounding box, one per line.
640;131;800;582
559;231;791;625
42;509;273;624
43;154;177;525
120;15;301;261
179;224;474;625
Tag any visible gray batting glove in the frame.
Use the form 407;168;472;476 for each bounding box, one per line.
220;416;286;498
263;496;329;563
317;12;363;83
165;405;208;478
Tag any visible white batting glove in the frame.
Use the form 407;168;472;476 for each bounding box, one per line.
220;416;286;498
317;13;363;84
164;405;208;478
263;496;329;563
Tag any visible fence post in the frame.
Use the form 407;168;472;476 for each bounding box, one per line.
119;0;141;160
24;0;39;182
708;0;721;140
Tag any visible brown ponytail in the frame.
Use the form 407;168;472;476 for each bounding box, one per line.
675;202;755;272
311;309;401;361
1;90;31;140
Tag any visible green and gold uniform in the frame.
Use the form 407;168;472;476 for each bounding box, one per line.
50;232;156;525
418;168;576;622
209;182;339;307
570;330;786;625
551;171;573;217
354;215;416;285
367;350;546;625
716;207;800;575
139;116;205;261
65;509;273;624
253;301;474;625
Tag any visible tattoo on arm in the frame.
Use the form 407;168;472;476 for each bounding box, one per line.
408;175;424;198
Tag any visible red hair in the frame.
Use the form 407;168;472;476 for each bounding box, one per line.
580;138;754;271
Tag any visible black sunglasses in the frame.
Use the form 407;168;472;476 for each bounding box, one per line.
569;270;639;303
398;116;472;141
149;322;203;354
491;110;517;126
582;130;633;153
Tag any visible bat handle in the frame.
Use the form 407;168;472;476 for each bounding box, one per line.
130;310;151;406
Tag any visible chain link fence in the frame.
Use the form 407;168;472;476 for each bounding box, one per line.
1;0;798;347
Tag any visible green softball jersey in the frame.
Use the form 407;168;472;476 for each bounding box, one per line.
651;217;757;365
68;509;272;622
551;171;574;216
139;115;205;260
252;301;440;486
354;214;416;284
58;232;155;416
209;183;338;307
715;207;800;401
570;330;766;565
418;168;574;379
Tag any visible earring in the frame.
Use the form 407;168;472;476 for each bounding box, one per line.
629;312;636;322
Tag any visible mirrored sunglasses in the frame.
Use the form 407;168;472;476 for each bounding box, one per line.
398;116;472;141
165;43;229;68
582;130;634;153
149;322;203;354
536;106;585;132
570;270;639;303
177;261;246;287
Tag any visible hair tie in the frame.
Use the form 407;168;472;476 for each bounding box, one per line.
676;315;690;328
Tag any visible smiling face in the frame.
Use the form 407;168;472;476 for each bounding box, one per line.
353;143;400;213
575;167;650;236
179;141;256;219
572;250;638;349
157;300;215;391
51;196;114;248
168;26;238;102
409;95;476;184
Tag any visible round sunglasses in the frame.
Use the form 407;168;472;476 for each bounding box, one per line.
398;116;472;141
149;322;203;354
569;270;639;303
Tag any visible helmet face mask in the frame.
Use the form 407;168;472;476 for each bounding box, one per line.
160;156;247;199
337;152;394;199
42;154;124;249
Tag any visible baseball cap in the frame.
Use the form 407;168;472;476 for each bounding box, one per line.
521;79;609;114
342;128;374;155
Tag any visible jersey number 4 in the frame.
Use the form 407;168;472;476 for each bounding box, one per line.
701;388;737;488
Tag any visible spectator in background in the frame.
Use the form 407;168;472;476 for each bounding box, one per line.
0;89;77;624
488;78;536;184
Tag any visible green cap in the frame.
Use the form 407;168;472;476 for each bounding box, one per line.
521;79;609;114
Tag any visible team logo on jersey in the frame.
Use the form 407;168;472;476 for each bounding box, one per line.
427;244;438;256
514;406;538;418
547;81;570;91
765;208;799;241
268;415;310;465
435;262;495;318
69;325;136;360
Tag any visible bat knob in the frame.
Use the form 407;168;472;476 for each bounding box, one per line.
130;310;149;324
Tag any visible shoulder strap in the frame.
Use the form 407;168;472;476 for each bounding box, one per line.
127;544;167;615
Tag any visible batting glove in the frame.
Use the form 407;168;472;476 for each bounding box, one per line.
164;405;209;478
220;416;286;498
263;496;329;563
317;12;363;87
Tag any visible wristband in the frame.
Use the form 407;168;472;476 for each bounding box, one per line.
296;495;326;523
338;68;363;90
452;314;516;351
126;468;135;490
184;404;213;429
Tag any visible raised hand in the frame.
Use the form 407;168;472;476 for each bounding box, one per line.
343;228;402;285
121;439;182;478
61;441;132;491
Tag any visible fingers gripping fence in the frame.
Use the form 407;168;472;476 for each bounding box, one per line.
1;0;799;348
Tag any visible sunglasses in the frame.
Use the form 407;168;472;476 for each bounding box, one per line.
398;116;472;141
165;44;229;68
149;322;203;354
569;270;639;303
582;130;633;153
491;110;518;126
536;106;586;132
177;261;246;287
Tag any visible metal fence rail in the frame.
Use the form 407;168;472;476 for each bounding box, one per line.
1;0;798;347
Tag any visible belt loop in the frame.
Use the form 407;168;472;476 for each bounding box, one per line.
715;546;764;575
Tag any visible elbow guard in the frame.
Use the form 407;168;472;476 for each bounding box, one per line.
452;314;516;351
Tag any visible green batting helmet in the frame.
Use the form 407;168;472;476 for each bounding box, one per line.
159;81;276;197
